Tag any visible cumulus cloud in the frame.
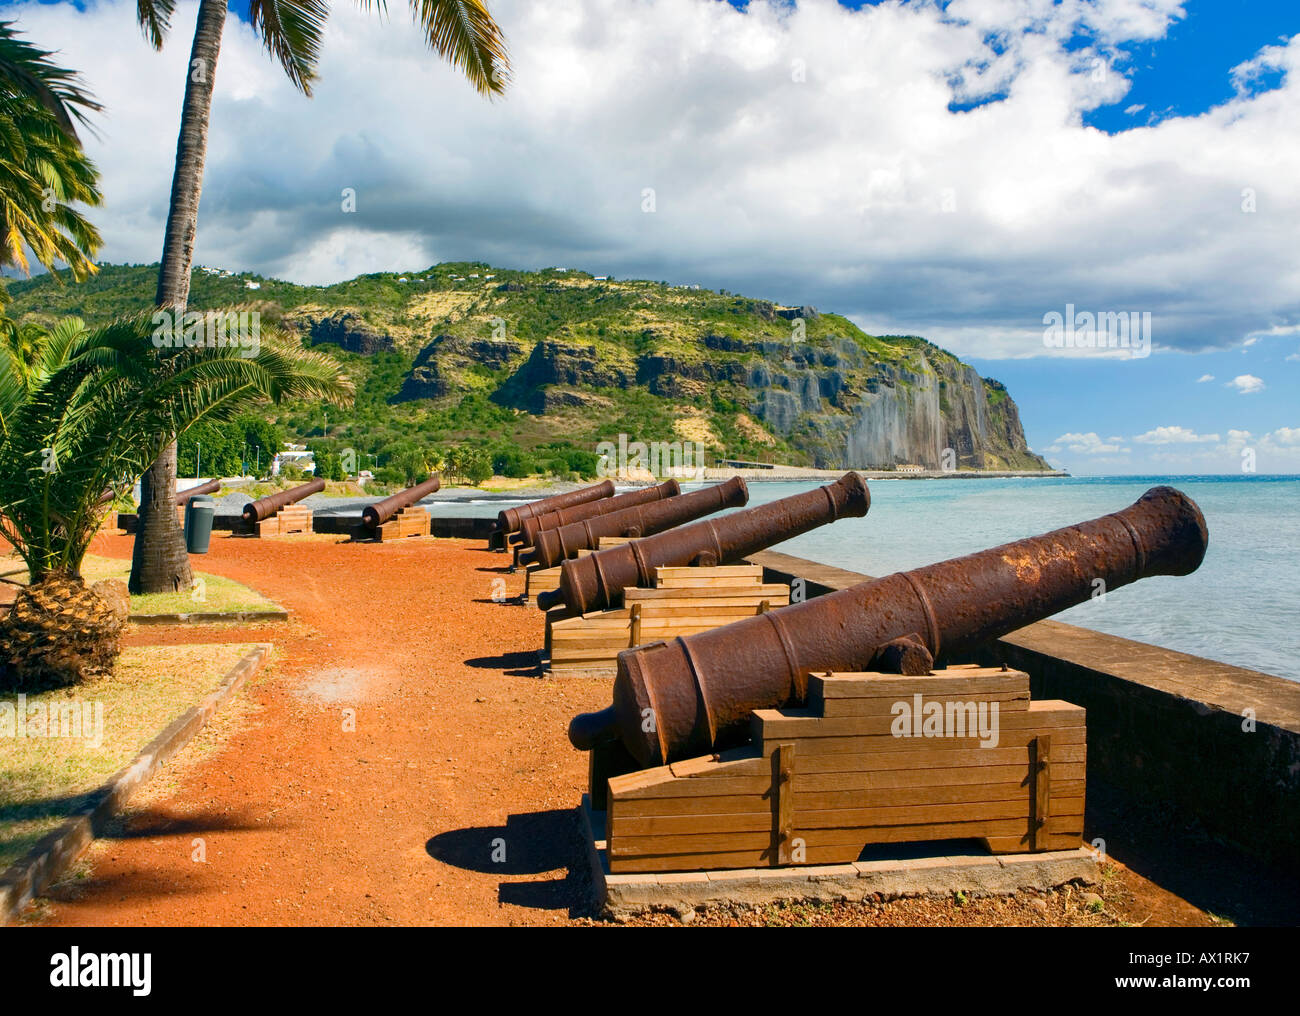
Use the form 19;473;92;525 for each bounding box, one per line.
10;0;1300;360
1196;374;1215;382
1044;432;1126;454
1133;426;1220;445
1226;374;1265;394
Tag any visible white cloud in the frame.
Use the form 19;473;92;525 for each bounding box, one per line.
1132;426;1220;445
9;0;1300;360
1271;427;1300;446
1196;373;1215;382
1044;432;1127;454
1226;374;1265;394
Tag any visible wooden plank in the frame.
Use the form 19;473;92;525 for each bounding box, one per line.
1031;733;1051;851
624;584;790;602
794;797;1084;831
753;727;1085;759
774;743;795;865
753;703;1082;740
818;690;1030;716
614;780;1084;818
796;743;1086;771
608;815;1085;859
810;669;1030;699
656;565;764;581
669;754;769;779
795;764;1084;793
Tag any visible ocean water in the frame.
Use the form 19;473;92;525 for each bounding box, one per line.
461;475;1300;680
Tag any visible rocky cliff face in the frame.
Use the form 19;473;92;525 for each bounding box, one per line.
292;310;396;354
398;326;1048;471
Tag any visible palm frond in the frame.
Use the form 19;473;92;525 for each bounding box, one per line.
416;0;510;96
0;21;102;137
136;0;177;51
248;0;330;96
0;312;352;580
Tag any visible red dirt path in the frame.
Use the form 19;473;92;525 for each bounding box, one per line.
18;531;1213;927
30;531;606;926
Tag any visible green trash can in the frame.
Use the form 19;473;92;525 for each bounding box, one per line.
184;495;216;554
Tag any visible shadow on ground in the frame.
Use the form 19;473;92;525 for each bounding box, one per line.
426;809;595;917
463;651;540;677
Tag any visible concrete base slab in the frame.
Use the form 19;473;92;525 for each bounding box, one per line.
578;797;1099;919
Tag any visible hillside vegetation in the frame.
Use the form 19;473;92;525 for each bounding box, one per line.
5;262;1051;480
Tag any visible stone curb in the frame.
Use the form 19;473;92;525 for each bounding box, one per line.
0;644;272;924
130;610;289;626
578;799;1099;920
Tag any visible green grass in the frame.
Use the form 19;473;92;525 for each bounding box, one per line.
0;643;257;870
79;556;280;616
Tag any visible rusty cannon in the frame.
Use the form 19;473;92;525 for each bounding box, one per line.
176;478;221;506
569;485;1209;767
493;480;616;547
522;476;749;571
536;472;870;614
518;480;681;549
362;474;442;529
241;478;325;523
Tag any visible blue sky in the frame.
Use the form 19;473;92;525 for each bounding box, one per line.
7;0;1300;473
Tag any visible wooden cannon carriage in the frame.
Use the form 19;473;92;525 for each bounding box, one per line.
545;565;790;676
241;479;323;537
594;665;1083;873
571;486;1209;875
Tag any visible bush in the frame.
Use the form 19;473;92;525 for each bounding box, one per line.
493;448;534;478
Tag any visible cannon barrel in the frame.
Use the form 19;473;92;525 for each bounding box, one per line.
570;485;1209;767
176;478;221;506
496;480;616;536
519;480;681;548
362;474;442;529
523;477;749;571
537;471;870;613
242;478;325;523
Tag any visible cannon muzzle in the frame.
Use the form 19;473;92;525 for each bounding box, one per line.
523;477;749;570
540;471;870;614
177;478;221;506
518;480;680;548
570;485;1208;766
242;478;326;523
362;474;441;529
496;480;615;537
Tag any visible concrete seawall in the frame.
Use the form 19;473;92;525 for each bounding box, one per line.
746;549;1300;871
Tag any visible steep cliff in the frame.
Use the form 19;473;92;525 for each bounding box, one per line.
3;262;1051;471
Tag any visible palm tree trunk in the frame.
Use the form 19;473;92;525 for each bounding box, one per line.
129;0;228;594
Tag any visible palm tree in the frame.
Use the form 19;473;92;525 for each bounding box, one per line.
0;312;353;688
130;0;510;593
0;21;103;283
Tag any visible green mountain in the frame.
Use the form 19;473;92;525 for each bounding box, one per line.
4;262;1051;476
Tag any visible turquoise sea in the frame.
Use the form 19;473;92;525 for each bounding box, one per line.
454;475;1300;681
